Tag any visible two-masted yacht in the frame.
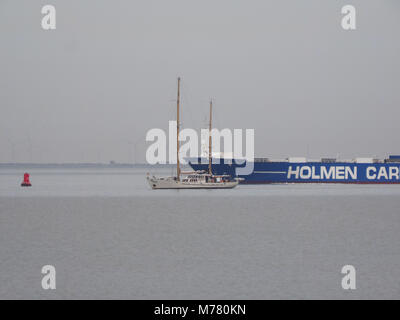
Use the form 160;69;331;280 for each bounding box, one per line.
146;78;239;190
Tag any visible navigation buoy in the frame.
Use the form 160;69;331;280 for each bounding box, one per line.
21;173;32;187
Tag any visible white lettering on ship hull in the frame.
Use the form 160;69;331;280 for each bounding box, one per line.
389;167;399;180
288;166;400;181
367;166;399;180
321;166;335;179
288;166;358;180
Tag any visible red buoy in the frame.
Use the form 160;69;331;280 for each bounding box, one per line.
21;173;32;187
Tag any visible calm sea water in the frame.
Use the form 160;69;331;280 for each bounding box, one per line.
0;167;399;299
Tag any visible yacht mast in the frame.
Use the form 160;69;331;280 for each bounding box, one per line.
176;77;181;181
208;99;213;175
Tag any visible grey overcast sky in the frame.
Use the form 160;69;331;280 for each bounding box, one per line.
0;0;399;163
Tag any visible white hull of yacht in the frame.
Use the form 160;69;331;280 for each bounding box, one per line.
147;176;238;189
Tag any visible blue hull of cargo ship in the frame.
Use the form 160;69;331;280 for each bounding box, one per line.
188;158;400;184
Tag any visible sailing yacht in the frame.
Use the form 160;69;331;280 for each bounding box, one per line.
146;78;239;190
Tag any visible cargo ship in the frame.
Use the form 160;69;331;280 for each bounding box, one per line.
188;155;400;184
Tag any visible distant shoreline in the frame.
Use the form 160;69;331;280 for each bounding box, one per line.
0;163;177;169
